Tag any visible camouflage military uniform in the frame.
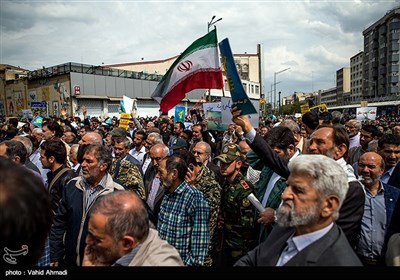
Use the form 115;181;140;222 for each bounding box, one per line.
215;143;257;266
192;165;222;267
222;172;256;264
109;158;146;200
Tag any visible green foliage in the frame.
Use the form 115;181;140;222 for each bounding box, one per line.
279;100;304;115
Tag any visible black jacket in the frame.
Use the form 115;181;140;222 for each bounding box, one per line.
235;224;362;266
47;165;77;214
249;133;365;248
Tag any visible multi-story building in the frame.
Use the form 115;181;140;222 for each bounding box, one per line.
362;6;400;102
1;48;261;119
350;51;364;104
336;67;350;106
320;87;337;107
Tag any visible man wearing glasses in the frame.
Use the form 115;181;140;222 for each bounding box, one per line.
193;141;224;186
145;143;169;226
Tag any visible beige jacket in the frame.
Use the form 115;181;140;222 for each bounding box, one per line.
386;233;400;266
129;229;184;266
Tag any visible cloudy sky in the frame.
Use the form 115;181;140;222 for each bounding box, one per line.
1;0;399;99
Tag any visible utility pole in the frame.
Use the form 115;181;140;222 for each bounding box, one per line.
274;67;290;114
278;91;281;113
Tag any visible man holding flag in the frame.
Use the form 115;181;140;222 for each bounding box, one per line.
151;29;224;113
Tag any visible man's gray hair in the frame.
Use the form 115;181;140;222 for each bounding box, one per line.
32;127;43;135
13;135;33;156
288;155;349;221
196;141;211;154
280;119;300;133
147;132;163;145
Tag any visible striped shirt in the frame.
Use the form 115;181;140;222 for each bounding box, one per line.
83;175;107;210
157;180;210;266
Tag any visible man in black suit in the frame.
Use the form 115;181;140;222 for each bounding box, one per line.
144;143;169;226
235;155;362;266
378;134;400;189
231;107;365;248
388;162;400;189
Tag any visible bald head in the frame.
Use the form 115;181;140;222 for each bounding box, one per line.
90;190;149;242
150;143;169;158
359;152;384;168
358;152;385;189
149;143;169;171
78;132;103;145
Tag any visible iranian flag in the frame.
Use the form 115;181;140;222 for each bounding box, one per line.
151;29;224;113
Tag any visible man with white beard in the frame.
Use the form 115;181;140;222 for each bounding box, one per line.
234;155;362;266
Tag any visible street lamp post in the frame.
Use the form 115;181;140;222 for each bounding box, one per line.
208;15;222;32
278;91;282;113
274;67;290;114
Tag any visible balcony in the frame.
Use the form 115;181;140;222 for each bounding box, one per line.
379;25;387;35
390;54;400;62
389;21;400;31
389;32;400;41
390;86;399;94
389;76;399;83
389;43;399;52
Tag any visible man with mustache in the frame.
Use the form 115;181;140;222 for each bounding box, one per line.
355;152;400;266
49;144;124;266
378;134;400;189
234;155;362;266
231;107;365;248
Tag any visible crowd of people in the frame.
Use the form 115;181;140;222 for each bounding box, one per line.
1;105;400;267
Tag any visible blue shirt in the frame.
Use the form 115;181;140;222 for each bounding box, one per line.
380;167;394;184
356;183;387;259
157;180;209;266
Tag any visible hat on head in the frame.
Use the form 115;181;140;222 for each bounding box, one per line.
171;137;187;150
109;127;127;137
215;143;242;163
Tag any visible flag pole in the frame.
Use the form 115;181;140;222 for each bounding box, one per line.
207;16;223;102
151;26;224;113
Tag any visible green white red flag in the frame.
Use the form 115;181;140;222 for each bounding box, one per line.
151;29;223;113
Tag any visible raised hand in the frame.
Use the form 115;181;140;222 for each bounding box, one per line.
82;105;87;116
231;106;253;133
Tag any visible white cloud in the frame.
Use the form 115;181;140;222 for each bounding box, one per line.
1;0;399;98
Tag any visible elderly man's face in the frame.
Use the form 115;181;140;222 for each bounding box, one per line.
276;172;321;227
81;149;106;184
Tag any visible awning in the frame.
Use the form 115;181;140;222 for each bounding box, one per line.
108;96;122;101
74;95;108;99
